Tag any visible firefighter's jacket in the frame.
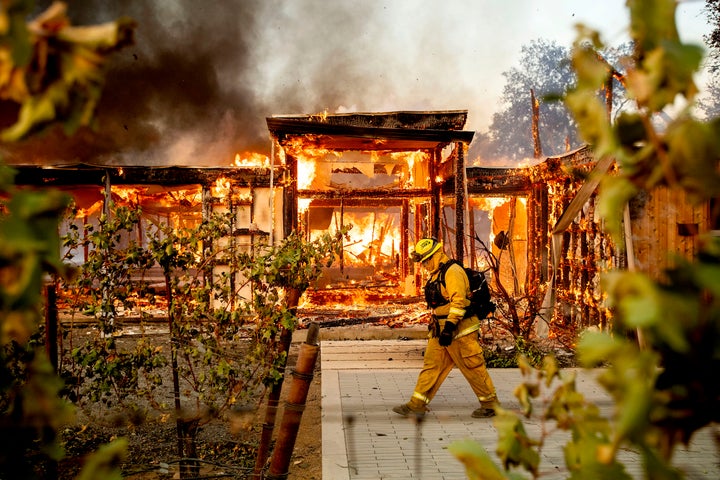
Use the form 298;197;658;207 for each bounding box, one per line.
424;252;481;339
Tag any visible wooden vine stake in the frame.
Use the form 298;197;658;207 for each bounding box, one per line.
265;322;321;479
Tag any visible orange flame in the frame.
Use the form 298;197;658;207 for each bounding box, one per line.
298;158;316;190
234;152;270;168
315;210;400;266
212;177;232;198
75;200;103;219
112;186;147;204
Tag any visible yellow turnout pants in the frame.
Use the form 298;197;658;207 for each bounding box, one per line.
409;333;497;409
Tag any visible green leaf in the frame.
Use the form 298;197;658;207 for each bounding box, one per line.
565;89;616;158
604;271;661;329
513;383;533;417
541;354;560;387
448;439;508;480
665;118;720;201
693;263;720;297
576;331;623;367
495;411;540;474
76;438;127;480
596;177;637;247
628;0;679;53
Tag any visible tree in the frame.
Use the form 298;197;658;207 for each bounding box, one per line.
479;39;631;164
697;75;720;118
699;0;720;117
703;0;720;74
484;39;579;162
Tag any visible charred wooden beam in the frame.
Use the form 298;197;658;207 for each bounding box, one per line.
266;118;474;152
298;188;432;200
401;199;409;279
306;198;405;208
270;110;469;130
10;164;276;187
284;156;298;235
461;167;533;195
531;88;542;158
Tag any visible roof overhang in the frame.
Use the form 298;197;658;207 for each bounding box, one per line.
266;111;475;152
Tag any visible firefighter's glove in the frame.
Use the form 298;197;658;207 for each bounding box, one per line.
439;322;457;347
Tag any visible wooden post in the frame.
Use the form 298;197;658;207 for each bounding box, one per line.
44;283;58;372
266;323;321;479
401;199;409;279
531;89;542;158
430;148;441;239
284;155;298;236
253;286;302;478
455;142;465;262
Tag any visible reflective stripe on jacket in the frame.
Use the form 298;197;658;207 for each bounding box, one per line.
429;253;480;337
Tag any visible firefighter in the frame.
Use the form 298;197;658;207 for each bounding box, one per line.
392;237;499;418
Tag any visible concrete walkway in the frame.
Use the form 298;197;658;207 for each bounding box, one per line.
321;339;719;480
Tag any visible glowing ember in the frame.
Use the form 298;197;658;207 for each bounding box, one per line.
390;150;428;187
167;188;202;206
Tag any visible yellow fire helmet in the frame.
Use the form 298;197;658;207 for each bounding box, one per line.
411;237;443;263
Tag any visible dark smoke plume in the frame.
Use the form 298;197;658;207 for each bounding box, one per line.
2;1;470;167
3;1;269;166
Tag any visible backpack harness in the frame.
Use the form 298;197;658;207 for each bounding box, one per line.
424;259;496;320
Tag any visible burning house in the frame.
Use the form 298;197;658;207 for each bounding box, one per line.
266;110;475;304
3;109;714;336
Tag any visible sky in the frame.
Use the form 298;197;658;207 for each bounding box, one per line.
4;0;713;167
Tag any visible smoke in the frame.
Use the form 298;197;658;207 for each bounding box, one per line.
1;1;709;167
2;1;443;166
3;1;273;166
1;1;483;167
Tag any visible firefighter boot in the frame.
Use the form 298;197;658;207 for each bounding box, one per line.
471;407;496;418
393;400;427;417
472;399;499;418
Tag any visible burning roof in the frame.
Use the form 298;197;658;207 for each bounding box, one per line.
267;110;475;151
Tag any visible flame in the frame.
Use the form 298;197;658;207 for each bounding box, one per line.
320;210;400;266
212;176;232;198
282;136;333;157
234;152;270;168
75;200;103;219
298;158;316;190
298;198;311;213
471;196;510;210
166;187;202;206
389;150;428;187
112;186;146;204
316;109;329;122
